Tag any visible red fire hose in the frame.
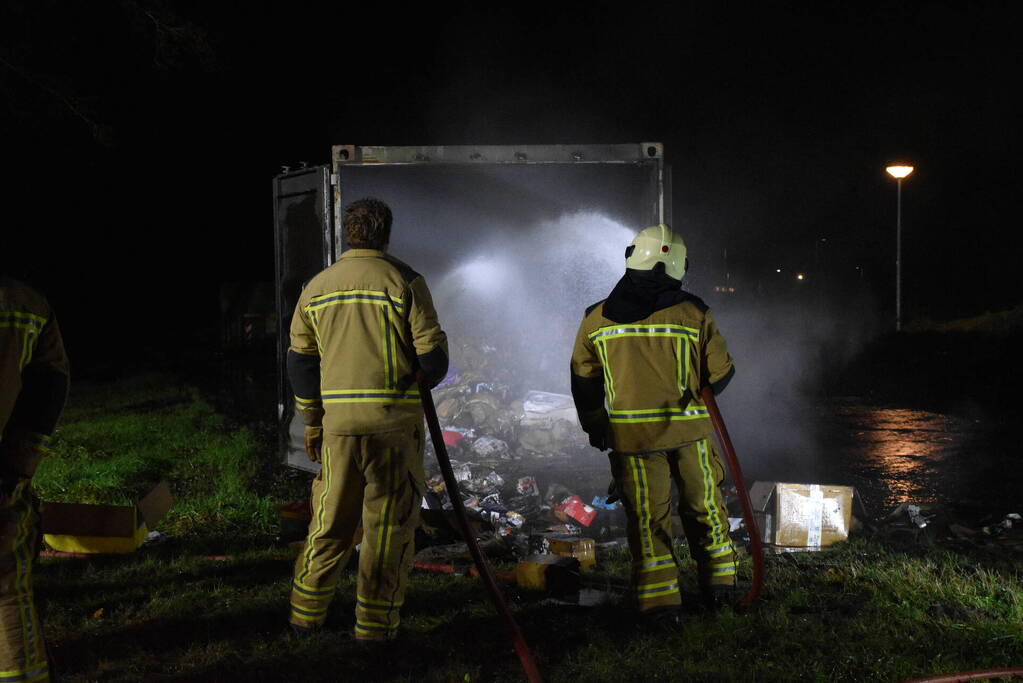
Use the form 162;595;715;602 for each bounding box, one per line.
700;386;764;608
902;669;1023;683
418;374;544;683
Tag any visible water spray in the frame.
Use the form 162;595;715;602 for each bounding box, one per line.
418;372;544;683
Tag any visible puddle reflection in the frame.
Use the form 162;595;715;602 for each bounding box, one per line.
823;405;978;513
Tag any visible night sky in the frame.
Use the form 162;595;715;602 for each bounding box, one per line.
3;1;1020;370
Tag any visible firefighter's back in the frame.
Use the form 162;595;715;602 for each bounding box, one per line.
577;293;730;453
294;249;432;435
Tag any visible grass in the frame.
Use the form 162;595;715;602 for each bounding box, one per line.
29;375;1023;681
36;374;286;549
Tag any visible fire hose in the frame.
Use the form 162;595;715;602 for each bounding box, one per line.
700;386;764;608
418;373;544;683
902;670;1023;683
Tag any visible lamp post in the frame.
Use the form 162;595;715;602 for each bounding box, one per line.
886;164;914;331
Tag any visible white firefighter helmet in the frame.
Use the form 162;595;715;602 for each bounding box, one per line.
625;224;687;280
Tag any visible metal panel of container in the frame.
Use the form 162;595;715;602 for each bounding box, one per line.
276;144;668;472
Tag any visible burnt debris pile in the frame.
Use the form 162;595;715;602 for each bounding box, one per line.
418;342;625;556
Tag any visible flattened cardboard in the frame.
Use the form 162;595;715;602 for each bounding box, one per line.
41;481;173;554
139;481;173;527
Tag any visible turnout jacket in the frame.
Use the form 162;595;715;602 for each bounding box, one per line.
1;276;70;477
288;249;448;435
571;272;734;454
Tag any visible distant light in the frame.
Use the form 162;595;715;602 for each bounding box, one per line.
776;268;782;273
796;273;805;281
886;165;914;179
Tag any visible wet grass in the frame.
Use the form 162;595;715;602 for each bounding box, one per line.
30;375;1023;682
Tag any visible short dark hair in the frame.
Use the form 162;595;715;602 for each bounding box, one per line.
344;198;392;249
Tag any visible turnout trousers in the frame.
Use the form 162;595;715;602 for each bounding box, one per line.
610;438;736;613
290;426;424;641
0;480;47;682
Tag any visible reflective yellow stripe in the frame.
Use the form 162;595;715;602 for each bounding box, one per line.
638;555;676;573
595;340;615;407
697;440;726;547
308;309;322;349
356;605;390;614
638;552;671;568
379;303;388;389
355;621;398;635
0;321;40;372
609;407;709;423
292;579;336;596
10;485;43;668
320;389;420;395
707;543;732;556
317;388;417;404
321;398;420;404
637;579;680;597
291;601;327;615
0;311;47;324
294;395;320;407
629;456;654;559
588;324;700;342
357;595;403;608
290;609;327;624
375;448;395;576
0;321;41;331
299;444;332;583
21;329;35;372
320;387;421;405
305;289;404;314
309;289;404;304
0;664;50;682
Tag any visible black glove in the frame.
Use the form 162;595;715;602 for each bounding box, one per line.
587;426;609;451
606;478;620;505
580;408;611;451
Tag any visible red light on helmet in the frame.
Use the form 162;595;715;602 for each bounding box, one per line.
661;245;670;253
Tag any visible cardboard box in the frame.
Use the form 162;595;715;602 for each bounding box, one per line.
529;533;596;569
748;481;856;551
553;495;598;527
515;555;581;592
41;482;173;554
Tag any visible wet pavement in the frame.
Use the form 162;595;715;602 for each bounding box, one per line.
814;400;1021;519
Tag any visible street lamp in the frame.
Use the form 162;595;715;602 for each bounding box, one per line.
886;164;914;331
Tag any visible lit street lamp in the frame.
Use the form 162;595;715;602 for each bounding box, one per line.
886;164;914;331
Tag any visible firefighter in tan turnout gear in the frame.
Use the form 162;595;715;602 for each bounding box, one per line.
571;224;736;624
1;275;70;681
287;198;448;641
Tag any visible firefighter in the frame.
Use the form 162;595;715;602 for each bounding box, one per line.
570;224;736;624
1;274;70;681
287;198;448;642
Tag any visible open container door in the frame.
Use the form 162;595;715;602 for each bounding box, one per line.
277;143;668;473
273;165;335;472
